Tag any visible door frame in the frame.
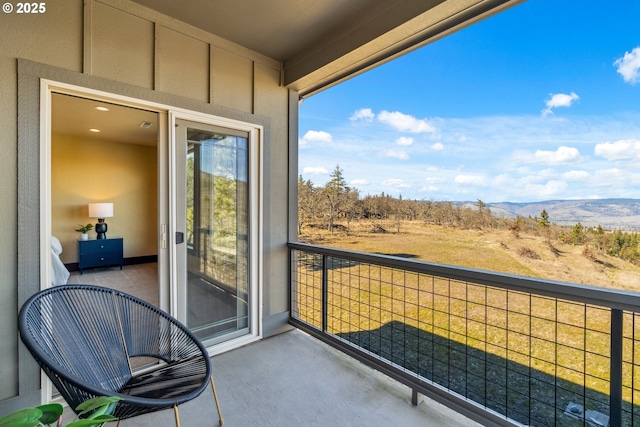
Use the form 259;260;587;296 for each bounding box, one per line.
169;111;263;352
40;80;263;358
40;79;172;313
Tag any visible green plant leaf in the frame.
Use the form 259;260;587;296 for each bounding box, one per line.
34;404;63;425
75;223;93;233
0;408;43;427
66;415;118;427
75;397;121;418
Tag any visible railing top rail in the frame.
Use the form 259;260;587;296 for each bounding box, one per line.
289;241;640;312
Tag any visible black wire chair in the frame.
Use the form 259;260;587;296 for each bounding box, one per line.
19;284;223;426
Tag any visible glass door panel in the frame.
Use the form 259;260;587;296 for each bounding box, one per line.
178;120;250;344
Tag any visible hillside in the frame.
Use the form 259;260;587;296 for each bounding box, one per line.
300;220;640;293
487;198;640;230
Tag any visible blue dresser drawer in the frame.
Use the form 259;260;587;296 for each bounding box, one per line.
78;238;123;273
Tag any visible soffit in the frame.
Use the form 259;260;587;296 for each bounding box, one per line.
129;0;522;96
128;0;374;62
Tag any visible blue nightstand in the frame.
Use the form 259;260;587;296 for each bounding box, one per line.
78;237;123;274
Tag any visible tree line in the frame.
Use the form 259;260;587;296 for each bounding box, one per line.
298;165;640;265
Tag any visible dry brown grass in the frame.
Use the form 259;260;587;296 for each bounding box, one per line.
300;219;640;292
292;251;626;423
296;219;640;419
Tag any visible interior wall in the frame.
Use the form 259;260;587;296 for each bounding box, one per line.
51;134;158;264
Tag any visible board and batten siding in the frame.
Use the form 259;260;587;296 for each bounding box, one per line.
0;0;291;409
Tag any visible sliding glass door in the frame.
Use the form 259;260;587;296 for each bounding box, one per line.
175;119;251;345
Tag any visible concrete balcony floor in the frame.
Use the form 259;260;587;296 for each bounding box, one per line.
61;328;481;426
62;266;478;426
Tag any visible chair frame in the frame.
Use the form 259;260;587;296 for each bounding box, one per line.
19;284;223;425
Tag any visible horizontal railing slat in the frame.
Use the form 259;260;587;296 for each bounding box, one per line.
289;241;640;312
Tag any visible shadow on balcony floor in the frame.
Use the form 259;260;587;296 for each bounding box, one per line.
338;321;613;427
64;328;480;426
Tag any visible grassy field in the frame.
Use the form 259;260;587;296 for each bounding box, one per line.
300;219;640;292
296;220;640;425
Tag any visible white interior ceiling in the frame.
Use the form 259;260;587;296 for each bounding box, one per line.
52;94;158;146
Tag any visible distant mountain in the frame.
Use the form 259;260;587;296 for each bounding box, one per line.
487;198;640;230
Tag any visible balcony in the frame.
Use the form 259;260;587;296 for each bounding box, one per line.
289;242;640;427
58;328;478;426
56;242;640;426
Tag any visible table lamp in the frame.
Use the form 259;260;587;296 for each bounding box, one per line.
88;203;113;239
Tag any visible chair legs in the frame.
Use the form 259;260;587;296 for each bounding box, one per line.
210;375;224;425
115;377;223;427
174;405;181;427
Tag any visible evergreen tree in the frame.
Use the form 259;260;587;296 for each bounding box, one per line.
324;165;348;234
569;222;586;245
538;209;550;228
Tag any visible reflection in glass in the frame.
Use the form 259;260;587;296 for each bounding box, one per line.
186;127;249;343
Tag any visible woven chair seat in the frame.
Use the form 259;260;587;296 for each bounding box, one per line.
18;284;213;421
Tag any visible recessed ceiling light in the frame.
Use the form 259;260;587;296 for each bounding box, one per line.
95;106;109;111
139;121;153;128
89;128;101;133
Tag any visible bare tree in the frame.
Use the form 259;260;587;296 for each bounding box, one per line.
297;175;317;234
343;187;361;232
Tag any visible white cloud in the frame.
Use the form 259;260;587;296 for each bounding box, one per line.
430;142;444;150
533;146;581;164
377;110;436;133
562;170;590;181
303;166;328;175
298;138;310;148
516;173;545;184
299;106;640;202
614;46;640;85
454;175;487;186
594;139;640;160
492;174;512;186
425;176;445;184
301;130;332;146
350;179;369;186
382;178;410;188
350;108;375;122
396;136;414;146
541;92;579;117
595;167;640;188
593;168;626;185
383;149;409;160
524;180;568;197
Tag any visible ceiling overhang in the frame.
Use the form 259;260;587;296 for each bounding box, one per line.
284;0;522;97
130;0;523;97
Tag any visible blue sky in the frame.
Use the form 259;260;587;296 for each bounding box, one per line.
298;0;640;203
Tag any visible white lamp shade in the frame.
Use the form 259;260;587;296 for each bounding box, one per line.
88;203;114;218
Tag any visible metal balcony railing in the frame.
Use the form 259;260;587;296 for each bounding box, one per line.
289;241;640;427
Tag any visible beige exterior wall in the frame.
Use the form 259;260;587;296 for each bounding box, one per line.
0;0;84;405
51;135;158;264
1;0;290;407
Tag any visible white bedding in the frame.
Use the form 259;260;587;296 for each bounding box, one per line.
51;236;70;286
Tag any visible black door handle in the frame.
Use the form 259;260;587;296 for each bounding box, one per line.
176;232;184;244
